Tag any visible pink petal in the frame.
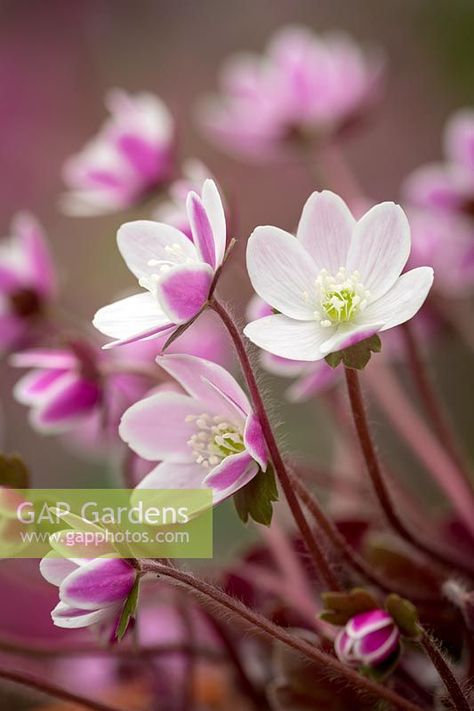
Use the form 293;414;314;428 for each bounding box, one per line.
33;374;102;431
119;391;205;462
116;133;165;182
13;212;56;297
0;265;21;291
346;202;411;300
13;368;68;405
157;263;213;323
320;323;384;356
158;354;250;420
40;552;79;587
11;348;78;369
445;109;474;172
187;191;216;268
243;412;267;469
203;450;259;493
60;557;135;610
51;601;118;629
357;626;399;665
346;609;393;638
403;164;466;212
136;461;206;490
201;179;227;266
297;190;355;273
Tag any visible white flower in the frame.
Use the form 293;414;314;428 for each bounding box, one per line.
244;191;434;361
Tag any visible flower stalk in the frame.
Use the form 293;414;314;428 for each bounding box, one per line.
418;627;470;711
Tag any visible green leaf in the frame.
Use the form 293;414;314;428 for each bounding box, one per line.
325;334;382;370
0;454;29;489
115;572;140;641
320;588;379;626
233;465;279;526
385;594;420;639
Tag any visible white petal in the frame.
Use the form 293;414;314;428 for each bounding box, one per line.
201;179;227;266
244;314;330;361
319;322;384;355
297;190;355;272
363;267;434;331
247;226;319;320
346;202;410;300
117;220;197;282
93;292;169;340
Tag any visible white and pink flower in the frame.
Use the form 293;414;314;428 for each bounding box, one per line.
61;89;174;216
93;179;227;348
200;26;382;159
244;190;433;361
40;553;136;631
0;212;56;353
119;354;267;506
335;609;400;668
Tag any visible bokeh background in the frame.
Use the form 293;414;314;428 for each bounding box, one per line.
0;0;473;707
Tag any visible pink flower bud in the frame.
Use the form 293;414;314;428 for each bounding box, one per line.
335;609;400;668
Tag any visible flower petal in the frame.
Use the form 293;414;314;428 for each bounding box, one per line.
358;626;399;665
11;349;78;370
244;412;267;469
93;291;171;341
136;461;206;490
40;552;78;586
319;322;384;355
158;354;250;420
247;226;319;320
157;263;213;323
13;368;67;405
346;202;410;300
363;267;434;332
203;451;258;494
119;391;205;462
60;557;135;610
244;314;329;361
202;179;226;266
444;109;474;171
32;374;102;432
297;190;355;272
51;601;116;629
14;212;56;297
186;191;216;268
117;220;197;282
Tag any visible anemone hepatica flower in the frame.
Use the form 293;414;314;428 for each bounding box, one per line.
119;354;267;506
403;110;474;219
0;212;56;352
335;610;400;668
244;191;434;361
40;552;136;630
200;26;382;159
61;89;174;216
93;179;227;348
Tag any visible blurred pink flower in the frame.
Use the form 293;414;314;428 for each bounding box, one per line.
200;25;383;160
93;179;227;347
40;552;136;631
335;609;400;668
120;354;267;508
0;212;56;353
61;89;174;216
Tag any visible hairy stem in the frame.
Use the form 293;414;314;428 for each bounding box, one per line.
344;367;472;576
144;561;423;711
0;667;122;711
419;628;470;711
210;297;340;591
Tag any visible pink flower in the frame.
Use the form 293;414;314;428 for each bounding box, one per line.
403;110;474;218
61;89;174;216
0;212;56;353
93;179;227;347
335;609;400;668
247;295;339;401
244;190;433;361
11;345;103;434
200;26;382;160
119;354;268;507
40;553;136;630
152;159;214;238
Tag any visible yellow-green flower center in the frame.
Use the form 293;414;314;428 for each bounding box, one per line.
305;267;371;328
186;413;245;468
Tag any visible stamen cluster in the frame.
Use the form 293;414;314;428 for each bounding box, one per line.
186;413;244;468
310;267;370;327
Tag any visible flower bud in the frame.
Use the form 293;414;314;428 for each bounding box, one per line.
334;609;400;668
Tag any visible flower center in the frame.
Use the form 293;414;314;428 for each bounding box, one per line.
138;244;197;291
186;413;245;469
9;288;43;319
306;267;370;328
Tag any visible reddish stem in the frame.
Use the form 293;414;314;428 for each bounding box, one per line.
210;297;340;592
144;561;423;711
419;628;470;711
344;367;473;577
